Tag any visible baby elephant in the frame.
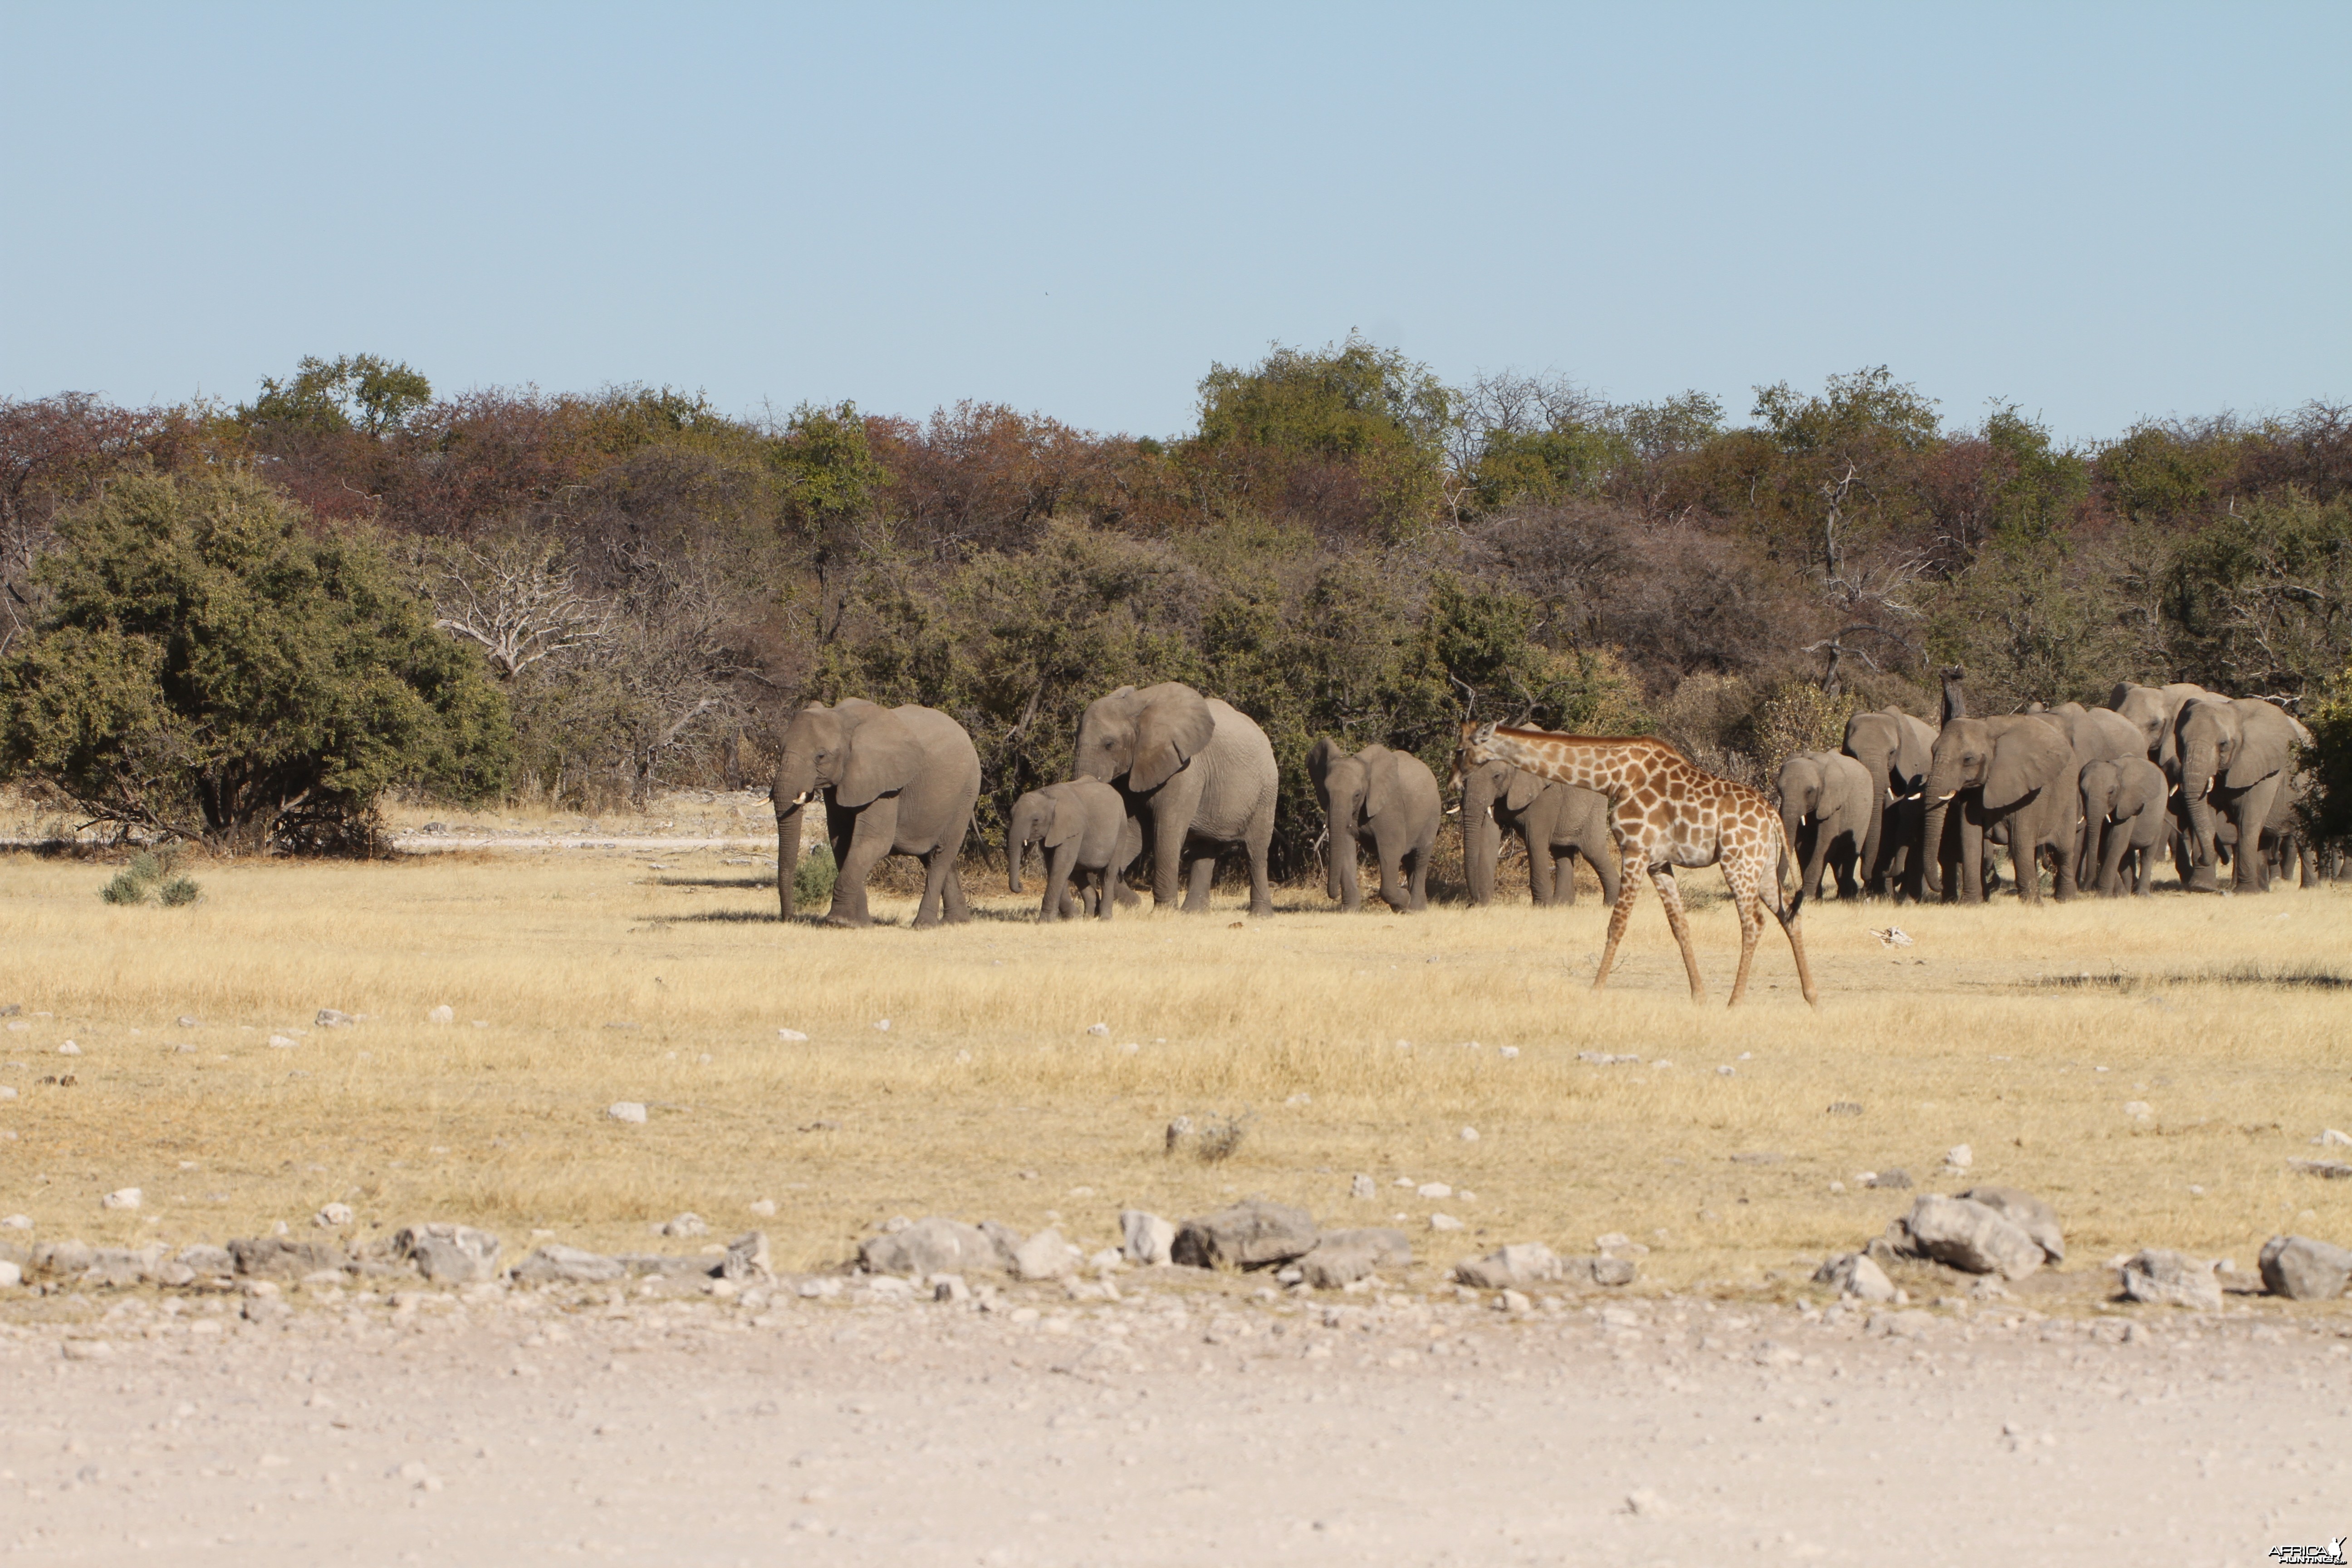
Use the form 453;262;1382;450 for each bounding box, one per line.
2078;756;2169;896
1307;738;1442;911
1774;749;1873;904
1007;779;1137;921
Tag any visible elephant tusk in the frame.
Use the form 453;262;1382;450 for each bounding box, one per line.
1443;805;1460;816
1935;792;1956;804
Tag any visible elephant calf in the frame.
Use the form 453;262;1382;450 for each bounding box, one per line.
1307;738;1441;912
1774;750;1873;904
1007;779;1137;921
2078;756;2167;896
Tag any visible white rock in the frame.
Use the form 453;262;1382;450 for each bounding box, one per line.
1350;1173;1375;1200
2317;1128;2352;1147
427;1006;454;1025
0;1086;14;1100
176;1015;200;1028
0;1260;20;1288
1012;1227;1078;1281
659;1212;708;1239
1;1214;29;1230
314;1203;354;1227
315;1009;357;1028
1428;1213;1465;1232
1499;1046;1520;1059
1085;1023;1109;1037
932;1273;970;1303
1088;1247;1124;1272
1715;1065;1735;1077
102;1187;142;1210
1498;1289;1532;1313
749;1198;777;1217
1119;1210;1175;1266
1624;1488;1671;1517
57;1041;81;1056
1459;1126;1480;1142
1813;1251;1896;1302
777;1028;809;1042
607;1101;648;1124
873;1019;891;1033
1595;1232;1631;1250
268;1035;297;1049
1945;1144;1973;1170
1416;1182;1452;1200
2123;1101;2152;1118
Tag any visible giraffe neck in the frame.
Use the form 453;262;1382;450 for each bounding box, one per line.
1490;730;1648;794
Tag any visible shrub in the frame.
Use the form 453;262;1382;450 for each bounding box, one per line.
98;848;200;906
793;843;838;909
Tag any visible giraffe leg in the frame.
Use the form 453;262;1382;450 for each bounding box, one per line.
1592;847;1646;992
1761;845;1822;1007
1725;860;1766;1006
1650;864;1706;1002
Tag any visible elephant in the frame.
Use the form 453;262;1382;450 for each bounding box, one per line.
1306;739;1441;912
1459;759;1622;908
1774;750;1874;905
773;698;980;927
1840;706;1936;898
1072;682;1278;916
2108;681;2219;770
1006;779;1137;921
1921;710;2082;903
2038;702;2151;885
2175;696;2306;894
2078;756;2168;896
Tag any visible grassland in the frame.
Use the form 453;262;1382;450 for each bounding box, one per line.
1;832;2347;1290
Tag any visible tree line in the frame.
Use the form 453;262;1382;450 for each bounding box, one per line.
2;342;2348;867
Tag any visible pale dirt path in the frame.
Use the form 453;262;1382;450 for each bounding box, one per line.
3;1282;2347;1567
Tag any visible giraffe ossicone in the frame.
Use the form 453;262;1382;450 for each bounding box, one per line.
1454;721;1820;1007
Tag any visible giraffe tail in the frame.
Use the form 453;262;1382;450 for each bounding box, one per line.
1773;815;1805;921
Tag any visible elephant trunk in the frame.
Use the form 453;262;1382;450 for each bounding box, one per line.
1007;820;1027;895
1857;769;1887;897
1462;779;1498;905
2179;741;2221;888
776;804;803;919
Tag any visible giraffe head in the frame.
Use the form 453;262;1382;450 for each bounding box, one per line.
1449;720;1501;789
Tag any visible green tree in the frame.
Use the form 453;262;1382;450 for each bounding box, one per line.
243;354;433;436
0;470;511;851
2161;487;2352;699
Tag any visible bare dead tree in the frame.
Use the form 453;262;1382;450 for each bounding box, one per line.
412;535;613;678
1806;462;1928;694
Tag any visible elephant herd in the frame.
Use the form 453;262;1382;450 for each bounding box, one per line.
768;670;2322;928
1777;669;2321;907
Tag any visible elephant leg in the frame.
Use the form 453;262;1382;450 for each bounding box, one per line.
1147;803;1190;908
1184;851;1218;912
827;801;897;927
1650;865;1708;1003
775;804;804;920
1592;846;1649;994
1091;867;1117;920
1588;843;1621;907
1831;833;1860;901
1406;837;1431;910
1526;829;1556;905
1551;847;1576;906
1800;826;1829;907
1959;815;1984;903
1375;825;1410;912
1333;829;1363;912
1244;804;1274;918
935;818;973;926
1042;841;1078;921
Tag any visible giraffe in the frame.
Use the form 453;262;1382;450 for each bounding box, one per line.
1453;721;1819;1006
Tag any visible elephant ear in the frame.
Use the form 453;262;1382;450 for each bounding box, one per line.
1043;793;1084;849
834;707;923;808
1130;687;1216;793
1306;736;1342;793
1360;748;1397;821
2116;764;2160;821
2225;703;2294;789
1983;719;2070;813
1502;766;1541;813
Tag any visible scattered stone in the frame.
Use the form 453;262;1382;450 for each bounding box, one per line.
1904;1194;2043;1279
1454;1243;1562;1289
1163;1116;1193;1154
1416;1182;1452;1200
2318;1128;2352;1147
511;1245;624;1285
1120;1210;1176;1267
1171;1199;1318;1270
57;1041;81;1057
1577;1052;1640;1065
1085;1023;1110;1037
316;1009;357;1028
1867;1169;1912;1190
0;1260;19;1288
859;1216;1012;1278
1826;1102;1863;1117
100;1187;141;1211
1088;1247;1123;1271
1499;1047;1519;1059
2123;1101;2152;1119
932;1273;970;1303
1812;1251;1897;1302
1955;1186;2064;1263
33;1240;96;1278
1498;1289;1532;1313
722;1231;772;1283
1623;1488;1671;1518
1012;1228;1079;1281
427;1005;454;1025
749;1198;777;1217
1;1214;29;1230
1459;1126;1480;1142
176;1015;200;1028
607;1102;648;1124
1944;1144;1973;1170
776;1028;809;1042
1715;1065;1735;1077
268;1035;297;1049
83;1246;162;1287
1729;1151;1783;1165
2290;1159;2352;1179
873;1019;891;1032
1869;1308;1935;1338
1427;1213;1465;1233
2258;1235;2352;1301
175;1244;232;1276
1298;1228;1411;1288
228;1237;344;1281
1587;1255;1637;1286
658;1213;709;1239
392;1223;502;1285
2119;1248;2223;1310
314;1203;354;1227
1349;1173;1375;1200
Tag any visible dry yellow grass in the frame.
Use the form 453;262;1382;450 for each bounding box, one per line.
2;840;2348;1292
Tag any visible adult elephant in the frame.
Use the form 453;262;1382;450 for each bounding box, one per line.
2175;696;2305;894
2078;757;2167;896
1840;706;1935;899
1459;760;1621;908
2039;702;2149;885
1774;750;1873;905
773;698;980;927
1307;739;1441;911
1073;682;1277;916
2109;681;2219;770
1921;712;2081;903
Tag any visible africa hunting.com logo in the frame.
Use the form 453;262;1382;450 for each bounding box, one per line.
2269;1541;2347;1565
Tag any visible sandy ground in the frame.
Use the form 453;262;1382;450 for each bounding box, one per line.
3;1273;2347;1567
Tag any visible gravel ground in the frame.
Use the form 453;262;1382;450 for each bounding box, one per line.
3;1274;2347;1566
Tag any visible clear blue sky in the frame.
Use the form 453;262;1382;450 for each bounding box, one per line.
3;3;2344;443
